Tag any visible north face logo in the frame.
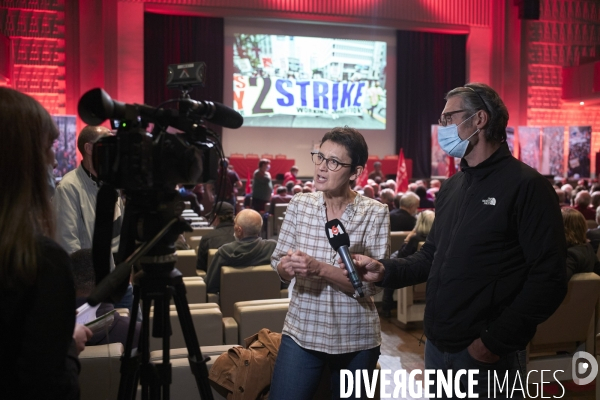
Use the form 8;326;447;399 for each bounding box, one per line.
482;197;496;206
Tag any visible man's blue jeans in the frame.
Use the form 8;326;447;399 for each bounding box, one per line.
424;340;525;399
270;335;380;400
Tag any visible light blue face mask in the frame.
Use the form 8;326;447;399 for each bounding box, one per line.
437;113;480;158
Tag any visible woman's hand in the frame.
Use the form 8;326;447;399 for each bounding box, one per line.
73;323;93;355
339;254;385;283
287;250;322;277
279;250;296;280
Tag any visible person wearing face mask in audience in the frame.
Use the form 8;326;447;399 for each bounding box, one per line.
348;83;567;399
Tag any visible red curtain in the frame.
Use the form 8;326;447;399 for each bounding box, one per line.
144;13;224;136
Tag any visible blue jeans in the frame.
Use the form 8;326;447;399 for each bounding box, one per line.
425;340;525;399
270;335;380;400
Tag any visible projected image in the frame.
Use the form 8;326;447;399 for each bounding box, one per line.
233;34;387;129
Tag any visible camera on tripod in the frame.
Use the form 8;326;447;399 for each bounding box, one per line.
78;62;242;191
76;63;242;400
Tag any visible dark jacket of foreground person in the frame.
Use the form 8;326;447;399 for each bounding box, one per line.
378;143;567;356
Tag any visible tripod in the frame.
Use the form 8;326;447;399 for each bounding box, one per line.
92;189;214;400
118;261;214;400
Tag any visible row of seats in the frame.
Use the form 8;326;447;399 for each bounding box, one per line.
79;298;291;400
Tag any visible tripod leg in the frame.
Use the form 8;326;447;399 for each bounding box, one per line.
172;275;214;400
118;282;142;400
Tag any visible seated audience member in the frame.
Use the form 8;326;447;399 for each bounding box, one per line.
415;186;435;209
586;206;600;253
178;185;202;215
574;190;596;220
71;249;141;346
562;184;573;205
283;166;301;186
385;179;397;193
415;179;428;188
302;186;313;193
390;192;419;232
285;181;295;195
591;191;600;210
407;182;418;192
205;209;278;294
270;186;293;214
0;87;90;399
292;184;303;194
380;188;395;210
362;185;375;199
382;210;435;317
196;202;236;272
562;208;600;280
397;210;435;256
372;182;381;201
368;161;385;181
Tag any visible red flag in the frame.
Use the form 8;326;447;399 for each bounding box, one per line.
447;156;456;177
245;170;251;195
395;148;408;193
355;164;369;187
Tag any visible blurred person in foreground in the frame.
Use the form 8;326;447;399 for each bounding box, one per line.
269;127;389;399
0;87;91;400
348;84;566;399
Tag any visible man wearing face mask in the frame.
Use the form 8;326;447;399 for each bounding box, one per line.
350;83;567;399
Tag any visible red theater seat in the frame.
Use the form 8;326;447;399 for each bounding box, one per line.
246;153;259;158
275;154;287;159
229;153;244;158
384;155;398;160
260;154;273;160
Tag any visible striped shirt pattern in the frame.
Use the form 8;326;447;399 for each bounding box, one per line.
271;191;390;354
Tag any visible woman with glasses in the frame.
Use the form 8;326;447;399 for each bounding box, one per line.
270;126;390;399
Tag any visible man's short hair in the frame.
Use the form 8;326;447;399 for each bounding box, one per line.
71;248;95;297
77;125;111;157
445;83;509;144
277;186;287;194
374;161;382;168
400;192;419;209
258;159;270;168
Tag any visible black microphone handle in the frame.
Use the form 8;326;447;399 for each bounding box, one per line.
338;245;364;298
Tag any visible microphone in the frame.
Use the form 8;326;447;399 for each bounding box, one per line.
325;219;364;297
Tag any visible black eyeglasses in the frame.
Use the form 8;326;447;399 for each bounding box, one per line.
438;109;467;127
311;151;353;172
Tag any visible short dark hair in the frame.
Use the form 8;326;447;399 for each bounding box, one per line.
277;186;287;194
320;126;368;174
259;159;270;168
445;83;509;144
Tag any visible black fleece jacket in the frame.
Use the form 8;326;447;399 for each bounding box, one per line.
378;143;567;356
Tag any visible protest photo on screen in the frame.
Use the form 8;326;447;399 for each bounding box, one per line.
568;126;592;178
233;34;387;129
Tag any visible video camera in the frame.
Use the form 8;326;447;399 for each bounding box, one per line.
77;84;242;190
